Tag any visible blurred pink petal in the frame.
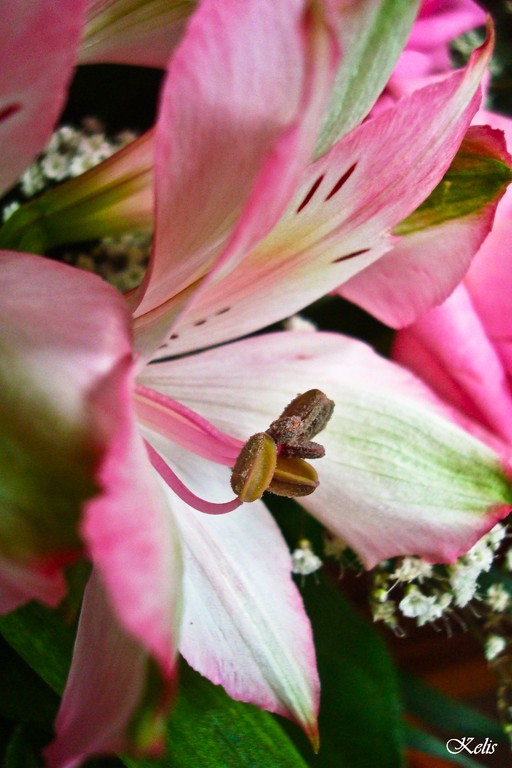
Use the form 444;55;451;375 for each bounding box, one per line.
45;570;172;768
0;0;86;195
83;362;183;677
0;556;66;614
0;252;133;604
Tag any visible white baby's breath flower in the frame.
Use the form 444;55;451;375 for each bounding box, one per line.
2;201;20;222
416;592;452;627
485;634;507;661
486;584;510;613
449;563;480;608
291;540;322;576
399;586;434;619
485;523;507;551
390;557;433;583
372;600;397;626
20;164;45;196
463;538;495;573
284;315;317;332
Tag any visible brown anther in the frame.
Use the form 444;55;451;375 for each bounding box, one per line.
278;441;325;460
230;432;277;502
268;456;319;498
266;389;334;446
231;389;333;502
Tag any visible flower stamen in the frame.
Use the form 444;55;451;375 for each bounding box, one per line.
231;389;334;502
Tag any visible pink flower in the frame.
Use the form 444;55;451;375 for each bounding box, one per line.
394;109;512;461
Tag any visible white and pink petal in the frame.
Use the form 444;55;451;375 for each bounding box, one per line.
141;332;512;568
147;34;492;357
133;0;339;356
138;434;319;742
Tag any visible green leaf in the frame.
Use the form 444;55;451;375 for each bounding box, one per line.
267;498;405;768
404;723;488;768
0;603;310;768
399;671;503;742
283;575;405;768
315;0;421;157
3;725;42;768
0;602;75;695
0;636;59;727
394;125;512;236
124;662;311;768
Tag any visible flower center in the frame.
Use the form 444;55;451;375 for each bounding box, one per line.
230;389;334;502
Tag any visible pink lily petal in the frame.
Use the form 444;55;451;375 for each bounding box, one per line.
0;0;86;196
80;0;193;67
138;433;319;742
141;331;512;568
0;556;66;614
83;362;182;678
133;0;338;355
339;125;511;327
409;0;485;68
146;32;491;358
45;570;172;768
0;251;132;594
461;112;512;377
393;285;512;447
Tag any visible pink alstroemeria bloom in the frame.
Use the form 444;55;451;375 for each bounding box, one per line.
2;2;512;767
2;1;337;764
394;108;512;461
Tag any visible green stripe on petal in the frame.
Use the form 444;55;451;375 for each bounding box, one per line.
81;0;196;67
315;0;421;157
395;125;512;236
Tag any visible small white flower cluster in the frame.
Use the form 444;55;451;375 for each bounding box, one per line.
60;232;151;292
369;524;510;633
1;119;151;291
15;120;136;202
